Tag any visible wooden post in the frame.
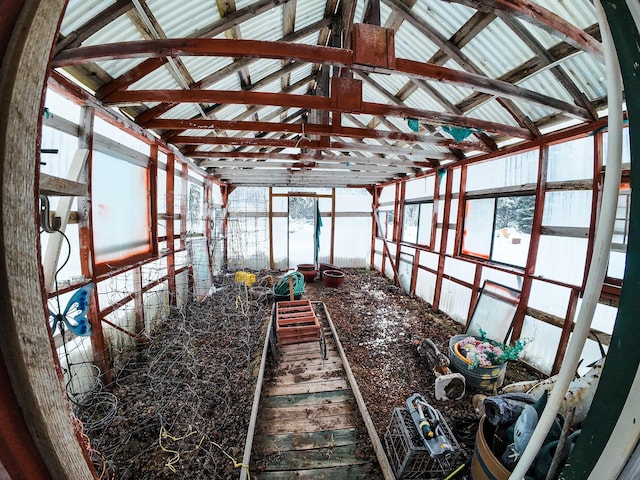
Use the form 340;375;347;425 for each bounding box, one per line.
166;153;177;306
180;163;188;249
0;0;97;477
511;146;548;341
330;188;336;264
433;169;453;312
269;187;274;269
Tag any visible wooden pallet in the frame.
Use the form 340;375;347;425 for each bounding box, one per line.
275;300;320;345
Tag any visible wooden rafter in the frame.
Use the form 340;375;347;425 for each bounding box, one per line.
146;118;491;151
443;0;603;58
103;88;534;138
53;38;592;120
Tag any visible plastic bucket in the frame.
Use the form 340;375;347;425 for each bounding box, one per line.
471;416;511;480
448;335;506;391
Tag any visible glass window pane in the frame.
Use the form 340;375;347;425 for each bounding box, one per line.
417;203;433;245
547;137;594;182
92;152;152;265
492;196;534;267
462;198;494;259
543;191;592;227
535;236;588;285
402;204;419;243
466;150;538;191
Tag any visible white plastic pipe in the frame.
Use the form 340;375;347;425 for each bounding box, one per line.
508;2;623;478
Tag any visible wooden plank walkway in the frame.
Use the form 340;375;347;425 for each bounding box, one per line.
249;302;387;479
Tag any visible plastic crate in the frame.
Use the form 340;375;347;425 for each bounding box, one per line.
384;407;462;479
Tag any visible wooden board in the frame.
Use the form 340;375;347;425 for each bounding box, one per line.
260;390;355;409
265;378;349;396
250;301;386;479
254;463;379;479
254;427;362;453
259;401;356;423
255;444;372;470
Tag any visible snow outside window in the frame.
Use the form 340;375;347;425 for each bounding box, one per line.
462;195;534;268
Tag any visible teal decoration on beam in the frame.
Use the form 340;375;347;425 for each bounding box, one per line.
442;125;478;142
408;118;420;132
437;168;446;185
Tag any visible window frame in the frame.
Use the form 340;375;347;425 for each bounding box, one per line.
459;191;536;269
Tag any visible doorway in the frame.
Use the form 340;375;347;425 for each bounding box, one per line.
288;196;318;267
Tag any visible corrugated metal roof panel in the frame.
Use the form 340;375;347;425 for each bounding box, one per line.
561;54;607;101
368;72;411;97
466;101;520;128
215;103;249;120
159;103;200;120
412;0;475;39
461;17;535;78
515;70;575;120
147;0;221;38
362;82;391;105
288;64;314;85
533;0;597;30
83;13;144;46
395;21;440;61
206;72;243;92
129;65;180;90
97;59;146;79
294;31;322;46
403;87;447;113
60;0;117;36
249;58;284;86
295;0;327;31
239;5;284;41
180;56;234;84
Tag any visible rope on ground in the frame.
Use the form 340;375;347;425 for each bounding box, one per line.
213;442;251;480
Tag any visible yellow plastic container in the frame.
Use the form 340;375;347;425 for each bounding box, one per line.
235;271;256;286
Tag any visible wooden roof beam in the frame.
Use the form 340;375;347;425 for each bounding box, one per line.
146;118;491;151
443;0;603;58
53;38;591;120
173;135;454;158
103;89;536;138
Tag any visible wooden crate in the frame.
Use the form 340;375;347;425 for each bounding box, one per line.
275;300;320;345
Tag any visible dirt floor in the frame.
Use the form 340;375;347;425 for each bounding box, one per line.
78;267;542;479
303;268;543;474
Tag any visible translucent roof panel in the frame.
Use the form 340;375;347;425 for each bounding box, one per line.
395;21;440;61
465;101;521;128
559;54;607;102
60;0;116;36
147;0;221;38
412;0;475;39
461;18;536;78
180;56;235;85
158;103;201;120
532;0;597;30
249;59;285;86
129;65;181;91
295;0;327;31
240;5;284;41
83;13;144;46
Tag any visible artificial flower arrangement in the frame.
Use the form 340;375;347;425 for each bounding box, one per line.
455;329;529;369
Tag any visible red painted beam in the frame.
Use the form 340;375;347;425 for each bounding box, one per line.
53;37;591;121
146;118;492;151
52;38;353;68
105;89;533;138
